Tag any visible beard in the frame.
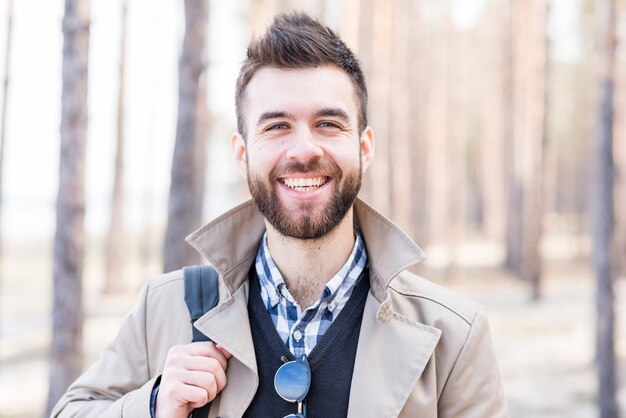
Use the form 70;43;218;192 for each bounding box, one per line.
247;158;362;240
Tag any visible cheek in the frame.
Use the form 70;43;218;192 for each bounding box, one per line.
246;150;278;178
249;140;291;165
326;145;361;169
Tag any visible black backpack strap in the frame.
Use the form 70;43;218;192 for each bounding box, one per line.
183;265;220;342
183;265;220;418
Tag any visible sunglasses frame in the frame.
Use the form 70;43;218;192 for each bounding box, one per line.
274;354;311;418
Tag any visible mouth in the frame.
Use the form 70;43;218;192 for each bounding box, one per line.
277;176;331;192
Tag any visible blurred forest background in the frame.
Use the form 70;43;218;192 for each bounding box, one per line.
0;0;625;417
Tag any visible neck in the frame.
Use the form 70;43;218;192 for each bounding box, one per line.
265;210;356;309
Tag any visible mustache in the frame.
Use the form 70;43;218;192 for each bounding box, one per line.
269;159;342;182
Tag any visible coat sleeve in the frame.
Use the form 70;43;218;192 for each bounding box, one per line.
437;306;509;418
50;283;159;418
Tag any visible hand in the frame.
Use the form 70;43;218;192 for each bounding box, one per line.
155;342;232;418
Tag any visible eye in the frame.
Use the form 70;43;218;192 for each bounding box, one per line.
266;123;289;131
318;121;341;129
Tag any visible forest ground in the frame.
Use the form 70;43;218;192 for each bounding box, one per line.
0;234;624;418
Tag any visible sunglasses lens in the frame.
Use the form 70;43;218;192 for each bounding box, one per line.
274;358;311;402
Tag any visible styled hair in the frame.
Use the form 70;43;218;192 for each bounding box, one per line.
235;12;368;139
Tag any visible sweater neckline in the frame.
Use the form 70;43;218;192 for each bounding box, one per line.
247;267;370;370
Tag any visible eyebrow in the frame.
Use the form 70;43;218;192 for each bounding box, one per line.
256;111;295;127
313;108;350;123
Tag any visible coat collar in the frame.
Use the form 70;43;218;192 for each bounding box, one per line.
185;197;426;304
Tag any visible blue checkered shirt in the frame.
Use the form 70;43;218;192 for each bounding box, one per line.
255;230;368;357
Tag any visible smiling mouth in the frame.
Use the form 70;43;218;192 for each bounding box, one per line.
278;176;330;192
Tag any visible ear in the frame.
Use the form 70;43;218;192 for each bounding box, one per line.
232;132;248;178
359;126;375;173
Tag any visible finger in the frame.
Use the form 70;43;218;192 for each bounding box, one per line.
207;361;228;392
215;344;232;359
183;355;229;380
176;381;211;409
181;368;227;396
186;342;229;361
171;342;229;370
160;379;208;409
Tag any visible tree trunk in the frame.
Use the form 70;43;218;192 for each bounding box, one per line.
0;0;14;259
356;0;374;202
425;0;451;258
104;0;128;294
46;0;90;414
389;0;412;234
592;0;618;416
613;0;626;280
366;0;393;217
479;0;506;242
520;0;549;300
193;66;209;238
408;0;428;247
163;0;208;272
503;0;523;276
504;0;548;299
248;0;276;35
338;0;360;51
446;19;469;279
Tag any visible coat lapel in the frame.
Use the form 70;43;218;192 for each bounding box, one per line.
194;281;259;417
347;292;441;418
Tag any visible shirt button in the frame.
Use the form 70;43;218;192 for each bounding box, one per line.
293;330;303;341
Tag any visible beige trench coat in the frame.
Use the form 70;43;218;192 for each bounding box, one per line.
51;199;508;418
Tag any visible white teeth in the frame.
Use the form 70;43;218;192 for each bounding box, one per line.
281;177;327;190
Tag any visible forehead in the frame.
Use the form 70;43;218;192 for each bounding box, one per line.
244;65;358;123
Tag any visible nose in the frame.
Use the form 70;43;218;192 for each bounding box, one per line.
285;127;324;162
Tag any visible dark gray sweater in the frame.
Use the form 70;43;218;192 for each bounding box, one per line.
243;267;370;418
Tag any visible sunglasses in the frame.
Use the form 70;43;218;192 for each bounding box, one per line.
274;354;311;418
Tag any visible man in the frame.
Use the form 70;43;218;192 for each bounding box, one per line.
52;12;508;418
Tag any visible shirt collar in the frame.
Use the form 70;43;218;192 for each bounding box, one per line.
319;231;367;311
255;230;367;311
256;235;287;309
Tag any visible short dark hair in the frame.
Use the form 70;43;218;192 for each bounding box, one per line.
235;12;368;139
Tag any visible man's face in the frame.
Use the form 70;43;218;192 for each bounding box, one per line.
232;65;374;240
